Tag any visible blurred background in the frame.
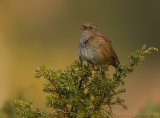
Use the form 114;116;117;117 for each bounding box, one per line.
0;0;160;118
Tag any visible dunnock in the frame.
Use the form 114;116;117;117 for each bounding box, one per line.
79;22;120;68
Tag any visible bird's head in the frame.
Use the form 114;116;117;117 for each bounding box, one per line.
81;22;98;32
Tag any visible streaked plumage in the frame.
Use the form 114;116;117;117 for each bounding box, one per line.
79;23;120;68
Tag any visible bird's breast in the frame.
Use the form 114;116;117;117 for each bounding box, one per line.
79;40;104;64
80;46;95;62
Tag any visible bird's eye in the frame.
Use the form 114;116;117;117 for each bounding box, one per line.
84;26;87;29
89;26;92;29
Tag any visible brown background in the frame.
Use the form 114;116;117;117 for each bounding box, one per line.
0;0;160;118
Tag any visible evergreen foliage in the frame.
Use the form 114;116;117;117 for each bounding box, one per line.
12;45;158;118
135;101;160;118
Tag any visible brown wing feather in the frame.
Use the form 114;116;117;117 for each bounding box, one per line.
93;35;120;67
96;31;112;43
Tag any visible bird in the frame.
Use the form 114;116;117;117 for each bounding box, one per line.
79;22;120;68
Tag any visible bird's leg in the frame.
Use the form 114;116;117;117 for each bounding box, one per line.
79;56;83;67
85;59;94;69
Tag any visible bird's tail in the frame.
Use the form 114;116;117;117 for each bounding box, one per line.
112;54;120;68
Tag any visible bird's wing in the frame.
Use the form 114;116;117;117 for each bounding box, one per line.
93;35;120;66
96;31;112;43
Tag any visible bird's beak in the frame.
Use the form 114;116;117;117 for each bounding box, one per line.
81;25;84;30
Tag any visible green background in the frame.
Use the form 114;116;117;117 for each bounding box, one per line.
0;0;159;117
